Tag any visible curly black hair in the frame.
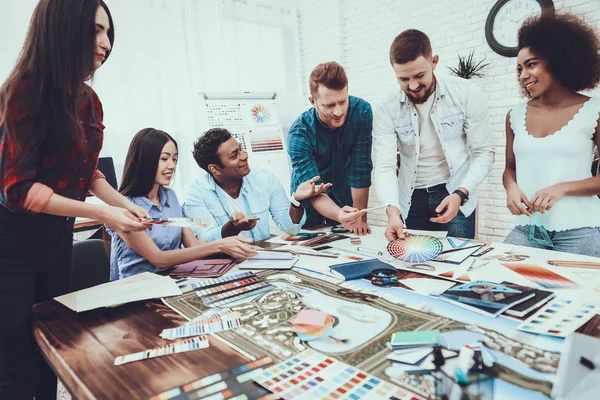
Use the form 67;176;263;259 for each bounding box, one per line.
518;12;600;93
192;128;232;173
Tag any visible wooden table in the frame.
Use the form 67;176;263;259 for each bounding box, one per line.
33;239;290;399
34;300;248;399
74;218;103;233
33;229;600;399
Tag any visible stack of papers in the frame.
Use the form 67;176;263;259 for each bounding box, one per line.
238;251;299;270
387;330;457;373
54;272;182;312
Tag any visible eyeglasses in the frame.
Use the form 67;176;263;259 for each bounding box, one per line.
528;213;554;248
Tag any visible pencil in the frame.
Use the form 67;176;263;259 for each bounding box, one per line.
547;260;600;269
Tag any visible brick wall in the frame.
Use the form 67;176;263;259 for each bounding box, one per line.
296;0;600;241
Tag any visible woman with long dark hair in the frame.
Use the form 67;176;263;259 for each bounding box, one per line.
107;128;258;280
0;1;151;398
503;12;600;255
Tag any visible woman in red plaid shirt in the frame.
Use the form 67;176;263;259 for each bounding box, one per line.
0;1;151;398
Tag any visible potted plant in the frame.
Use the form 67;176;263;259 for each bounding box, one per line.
448;51;490;79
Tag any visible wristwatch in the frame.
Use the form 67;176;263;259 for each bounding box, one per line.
290;192;301;208
453;190;469;206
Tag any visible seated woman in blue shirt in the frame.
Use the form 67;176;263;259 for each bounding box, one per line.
107;128;258;280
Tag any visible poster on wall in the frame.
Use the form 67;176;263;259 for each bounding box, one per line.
201;93;291;194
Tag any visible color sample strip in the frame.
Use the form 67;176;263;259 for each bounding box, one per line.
148;356;274;400
140;217;210;228
298;233;348;248
502;263;578;289
387;236;443;263
252;349;424;400
517;298;598;338
115;336;208;366
190;272;274;307
161;311;242;340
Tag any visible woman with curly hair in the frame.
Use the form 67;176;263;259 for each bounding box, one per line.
502;12;600;256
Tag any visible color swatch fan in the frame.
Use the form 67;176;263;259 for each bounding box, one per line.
387;235;443;263
250;104;270;123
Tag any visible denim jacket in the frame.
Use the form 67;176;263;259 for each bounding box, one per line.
373;74;495;219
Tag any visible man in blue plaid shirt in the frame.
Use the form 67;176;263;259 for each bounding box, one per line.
288;62;373;235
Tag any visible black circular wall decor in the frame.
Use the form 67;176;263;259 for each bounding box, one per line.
485;0;555;57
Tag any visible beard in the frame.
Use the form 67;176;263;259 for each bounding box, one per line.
406;82;435;104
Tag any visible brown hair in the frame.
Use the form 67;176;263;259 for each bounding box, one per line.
309;62;348;97
120;128;177;197
0;0;114;158
389;29;432;65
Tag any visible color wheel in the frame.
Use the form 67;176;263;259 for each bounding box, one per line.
387;235;443;263
250;104;270;123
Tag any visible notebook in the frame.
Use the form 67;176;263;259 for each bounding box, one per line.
437;281;535;317
329;259;396;281
504;289;556;317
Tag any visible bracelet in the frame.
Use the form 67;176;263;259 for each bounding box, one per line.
290;192;301;208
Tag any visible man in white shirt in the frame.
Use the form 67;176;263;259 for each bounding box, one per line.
373;29;494;240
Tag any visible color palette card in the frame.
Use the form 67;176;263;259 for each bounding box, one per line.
148;356;275;400
517;298;599;338
115;336;208;366
160;310;242;340
192;272;274;307
502;263;578;289
140;217;210;228
253;349;423;400
391;330;440;350
387;236;443;263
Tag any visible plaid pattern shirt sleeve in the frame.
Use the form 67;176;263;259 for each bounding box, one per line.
347;101;373;188
0;80;105;213
287;124;322;193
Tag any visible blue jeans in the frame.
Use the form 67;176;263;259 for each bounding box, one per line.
504;225;600;257
405;187;476;239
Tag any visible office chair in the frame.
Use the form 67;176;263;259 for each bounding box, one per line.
88;157;118;195
70;239;111;291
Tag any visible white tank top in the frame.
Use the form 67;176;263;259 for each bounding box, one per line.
510;97;600;231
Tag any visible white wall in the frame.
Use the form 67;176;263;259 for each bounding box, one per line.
0;0;301;197
296;0;600;242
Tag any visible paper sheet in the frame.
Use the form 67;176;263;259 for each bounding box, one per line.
553;333;600;400
55;272;182;312
398;278;456;295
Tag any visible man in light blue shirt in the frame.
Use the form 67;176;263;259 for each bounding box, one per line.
183;128;330;242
